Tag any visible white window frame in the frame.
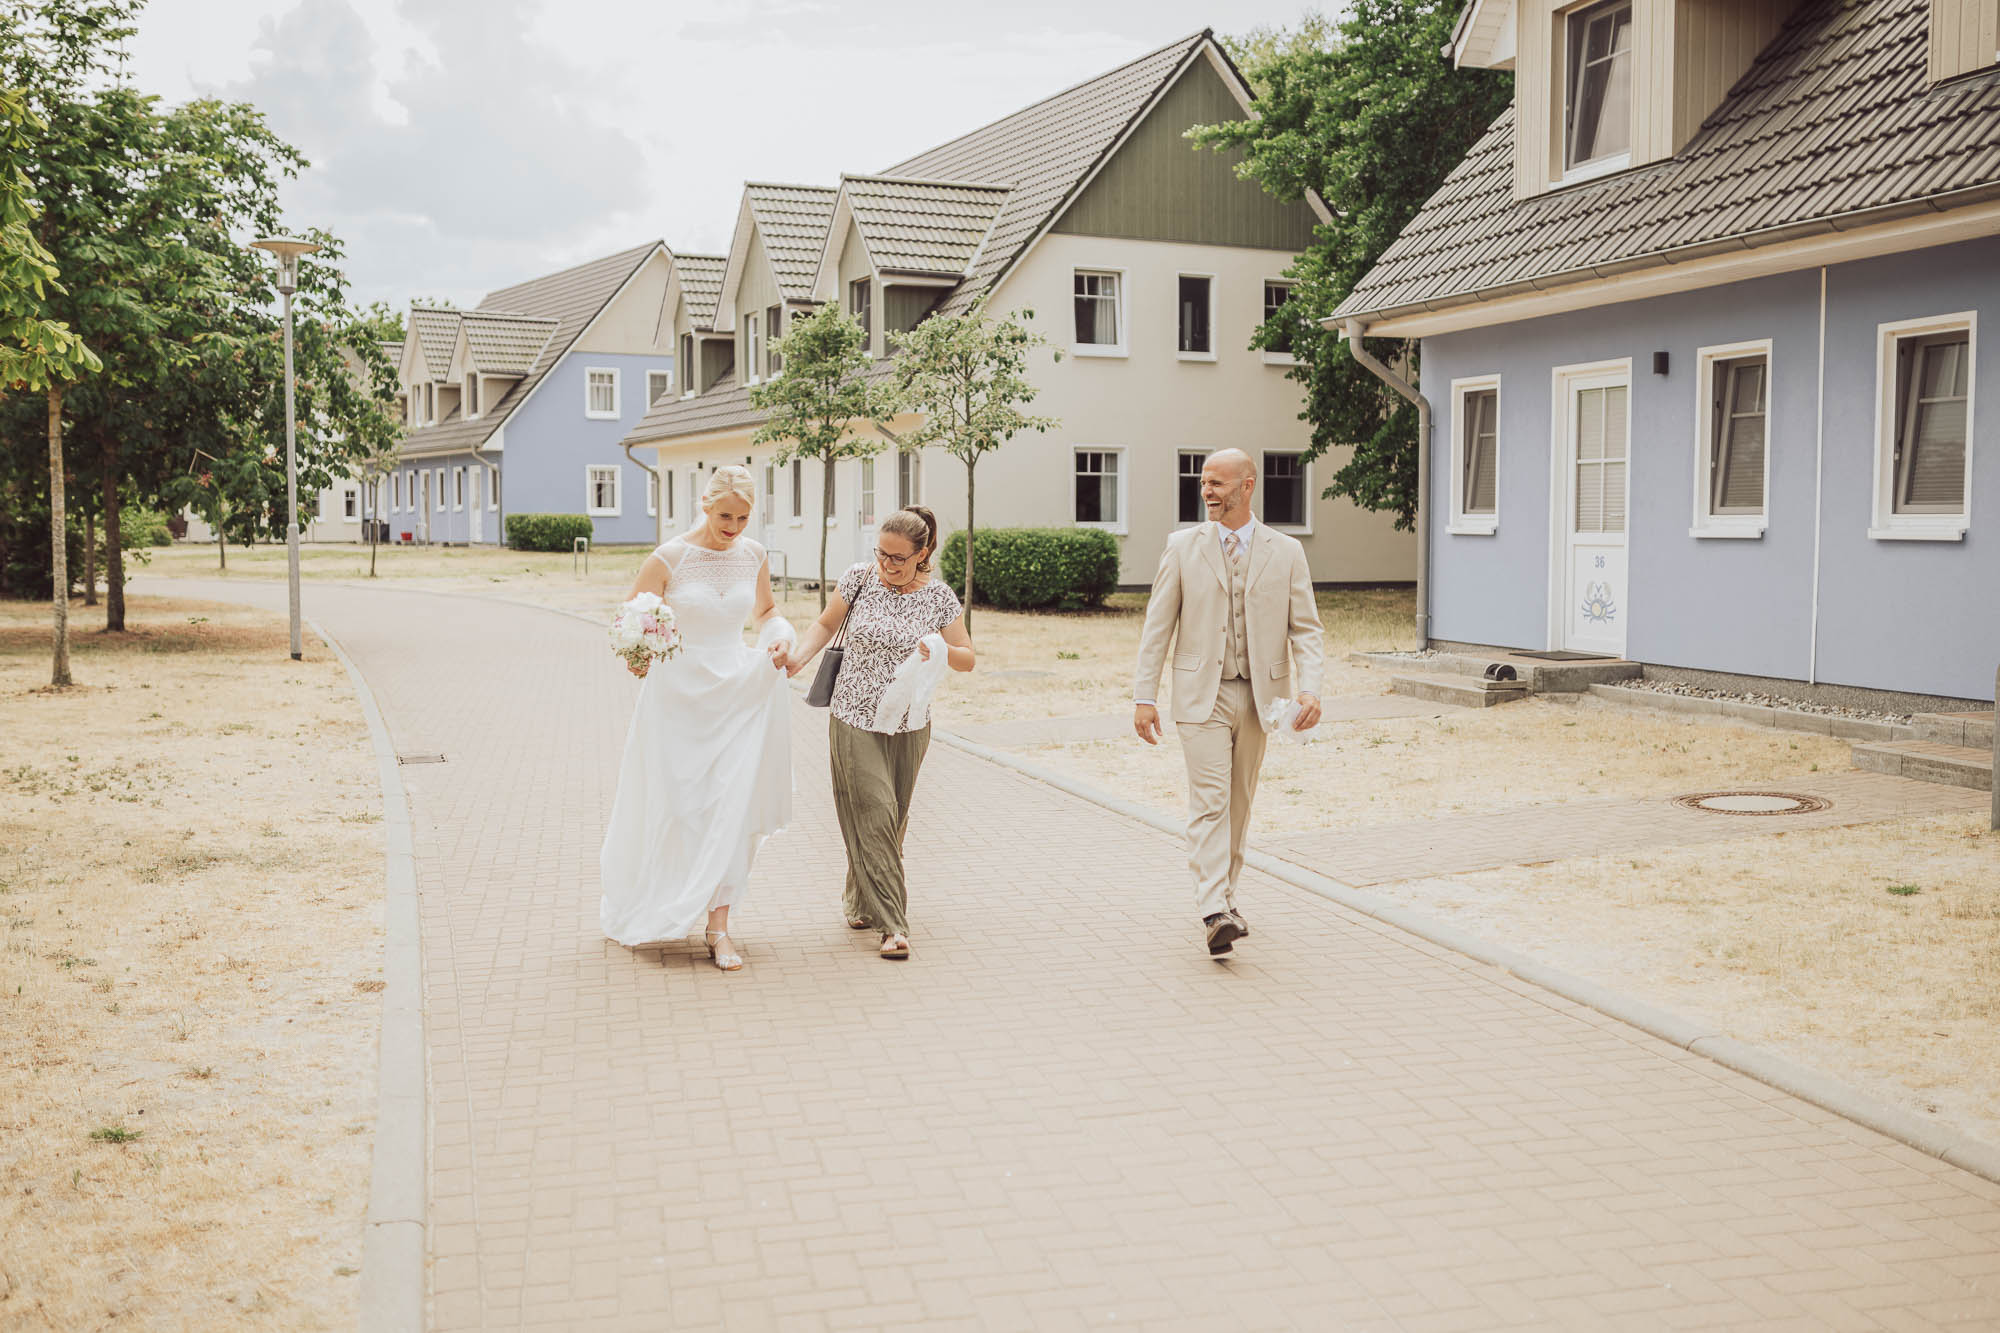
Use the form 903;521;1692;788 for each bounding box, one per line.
1871;311;1975;541
464;372;480;420
1557;0;1635;188
1072;445;1128;534
452;466;465;512
761;463;775;526
392;472;404;512
433;467;446;512
1176;272;1217;362
897;450;922;509
790;459;804;526
1260;450;1313;534
859;456;878;528
647;368;673;405
1262;280;1299;366
1072;267;1128;359
1690;340;1772;539
341;486;359;522
584;367;620;420
1449;374;1503;535
744;312;762;387
488;468;499;511
1176;450;1208;527
586;464;621;517
646;469;658;518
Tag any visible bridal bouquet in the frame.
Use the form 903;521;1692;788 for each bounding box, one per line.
609;592;682;676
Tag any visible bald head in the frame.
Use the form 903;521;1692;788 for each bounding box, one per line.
1199;450;1257;527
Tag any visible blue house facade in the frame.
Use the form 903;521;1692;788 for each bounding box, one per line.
1334;0;2000;705
381;241;677;548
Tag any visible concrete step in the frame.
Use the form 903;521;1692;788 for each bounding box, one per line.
1391;671;1531;709
1357;650;1639;693
1850;739;1994;791
1906;711;1995;750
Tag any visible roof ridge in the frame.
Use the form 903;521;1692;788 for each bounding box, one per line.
842;173;1015;191
744;181;838;194
881;28;1209;172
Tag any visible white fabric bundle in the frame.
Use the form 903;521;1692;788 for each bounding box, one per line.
1263;696;1318;743
755;616;797;651
871;632;949;732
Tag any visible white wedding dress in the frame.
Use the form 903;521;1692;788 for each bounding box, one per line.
599;537;793;946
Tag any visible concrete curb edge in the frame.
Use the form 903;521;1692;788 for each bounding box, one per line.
931;728;2000;1190
309;616;427;1333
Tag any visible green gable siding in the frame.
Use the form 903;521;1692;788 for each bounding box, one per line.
1051;57;1318;251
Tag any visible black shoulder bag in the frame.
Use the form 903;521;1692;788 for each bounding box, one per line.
805;581;861;708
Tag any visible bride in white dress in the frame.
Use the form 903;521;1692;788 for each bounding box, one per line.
599;466;794;969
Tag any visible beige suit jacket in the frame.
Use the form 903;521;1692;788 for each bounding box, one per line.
1133;521;1325;728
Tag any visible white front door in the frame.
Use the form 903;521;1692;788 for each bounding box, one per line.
1555;365;1631;657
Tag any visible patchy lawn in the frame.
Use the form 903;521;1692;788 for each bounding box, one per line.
0;596;383;1330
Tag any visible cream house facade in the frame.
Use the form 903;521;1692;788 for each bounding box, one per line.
622;31;1416;589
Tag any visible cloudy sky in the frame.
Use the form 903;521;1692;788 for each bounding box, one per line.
127;0;1334;310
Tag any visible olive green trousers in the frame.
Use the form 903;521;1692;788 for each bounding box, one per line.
829;717;930;938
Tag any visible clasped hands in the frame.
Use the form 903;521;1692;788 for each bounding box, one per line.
1132;693;1320;746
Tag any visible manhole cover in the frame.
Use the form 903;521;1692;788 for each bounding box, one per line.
1672;790;1830;816
397;753;446;765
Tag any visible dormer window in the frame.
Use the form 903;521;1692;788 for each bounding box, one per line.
849;279;872;352
425;382;436;425
745;311;762;386
464;373;479;419
1563;0;1633;176
767;304;783;377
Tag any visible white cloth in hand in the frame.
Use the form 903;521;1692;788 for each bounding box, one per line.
1264;696;1317;742
755;616;797;650
871;632;949;732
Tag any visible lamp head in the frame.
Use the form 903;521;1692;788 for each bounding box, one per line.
250;236;321;294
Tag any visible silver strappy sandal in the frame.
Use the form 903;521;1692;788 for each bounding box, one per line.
704;930;743;972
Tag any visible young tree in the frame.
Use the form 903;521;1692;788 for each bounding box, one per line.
0;84;100;686
889;298;1058;629
1190;1;1512;528
750;304;902;607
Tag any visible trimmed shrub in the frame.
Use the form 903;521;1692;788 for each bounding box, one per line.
506;513;596;552
939;527;1120;612
121;508;174;548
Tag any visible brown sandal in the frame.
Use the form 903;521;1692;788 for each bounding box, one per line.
878;933;910;960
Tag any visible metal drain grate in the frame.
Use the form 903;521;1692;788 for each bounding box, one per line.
1672;790;1830;816
397;753;447;766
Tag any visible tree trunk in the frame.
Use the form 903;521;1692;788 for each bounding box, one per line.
216;507;226;570
101;442;125;631
48;385;71;687
817;453;834;610
963;458;977;632
368;490;378;577
83;507;97;606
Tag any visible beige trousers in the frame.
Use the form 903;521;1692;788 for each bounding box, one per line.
1177;677;1269;920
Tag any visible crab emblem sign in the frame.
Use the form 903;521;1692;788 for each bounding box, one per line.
1580;581;1618;625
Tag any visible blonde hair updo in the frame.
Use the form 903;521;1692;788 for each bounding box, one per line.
702;464;757;511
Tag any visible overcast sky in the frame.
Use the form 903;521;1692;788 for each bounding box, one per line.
126;0;1335;311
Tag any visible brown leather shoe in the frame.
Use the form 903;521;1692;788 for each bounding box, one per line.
1229;910;1249;939
1204;913;1244;957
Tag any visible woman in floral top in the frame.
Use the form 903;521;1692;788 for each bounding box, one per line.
790;507;974;958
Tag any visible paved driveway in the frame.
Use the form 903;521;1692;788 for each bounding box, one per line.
171;579;2000;1331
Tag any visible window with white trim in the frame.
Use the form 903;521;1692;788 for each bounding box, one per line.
490;470;501;511
744;311;762;385
1263;282;1296;361
1177;275;1213;359
464;373;479;419
762;464;775;525
1449;376;1501;535
433;468;446;511
663;469;674;520
859;457;877;528
1263;452;1308;529
647;368;673;404
1073;448;1124;529
1073;270;1124;354
424;383;436;425
791;459;803;520
468;468;482;514
450;467;463;511
646;470;659;517
587;465;621;516
766;305;783;377
1563;1;1633;178
1873;313;1974;539
585;368;619;419
1177;451;1206;524
897;450;921;508
679;334;694;395
849;279;872;352
392;472;404;511
1691;343;1770;537
342;487;359;521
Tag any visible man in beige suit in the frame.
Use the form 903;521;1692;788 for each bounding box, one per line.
1134;449;1323;956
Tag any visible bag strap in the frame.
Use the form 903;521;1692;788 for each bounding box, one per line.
829;573;864;649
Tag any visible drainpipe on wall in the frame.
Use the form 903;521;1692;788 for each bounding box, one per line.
623;439;667;546
470;443;501;546
1342;319;1431;650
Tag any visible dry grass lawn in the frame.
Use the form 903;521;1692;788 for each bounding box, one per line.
0;595;383;1330
1377;815;2000;1144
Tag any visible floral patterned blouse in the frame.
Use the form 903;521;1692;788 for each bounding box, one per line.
830;562;962;734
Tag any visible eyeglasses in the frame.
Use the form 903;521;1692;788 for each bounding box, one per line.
874;547;917;569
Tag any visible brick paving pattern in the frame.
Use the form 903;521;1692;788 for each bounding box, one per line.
175;580;2000;1330
1263;770;1988;887
954;695;1443;751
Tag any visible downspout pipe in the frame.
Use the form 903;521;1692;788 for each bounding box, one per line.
1340;318;1431;650
623;438;667;546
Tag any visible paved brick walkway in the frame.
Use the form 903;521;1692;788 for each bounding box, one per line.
175;580;2000;1330
1263;770;1988;886
954;695;1443;751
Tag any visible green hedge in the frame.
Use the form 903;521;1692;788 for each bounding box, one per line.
505;513;596;552
939;527;1120;611
121;508;174;548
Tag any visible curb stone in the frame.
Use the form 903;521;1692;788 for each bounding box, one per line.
309;616;427;1333
931;727;2000;1191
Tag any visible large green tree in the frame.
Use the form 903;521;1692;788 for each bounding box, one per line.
1192;2;1511;529
889;298;1057;629
0;84;100;684
751;304;902;608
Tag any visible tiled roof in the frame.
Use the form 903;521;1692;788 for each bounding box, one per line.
1336;0;2000;325
407;306;461;380
675;254;726;329
841;176;1011;276
624;359;900;445
745;186;838;301
380;339;404;363
883;30;1208;311
460;310;558;377
402;240;663;458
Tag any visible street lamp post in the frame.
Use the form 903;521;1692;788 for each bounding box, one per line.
251;236;321;660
